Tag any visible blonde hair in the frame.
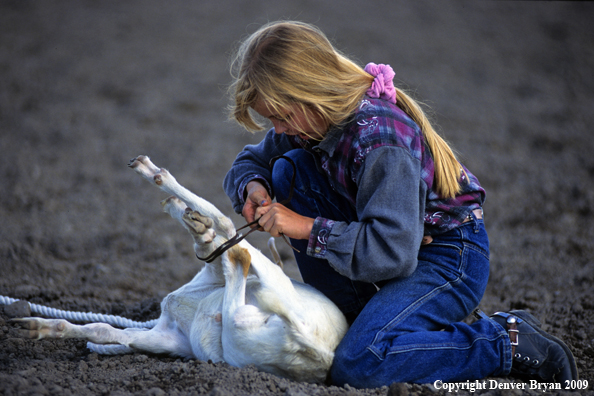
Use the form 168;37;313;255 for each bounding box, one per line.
228;21;464;198
395;89;467;198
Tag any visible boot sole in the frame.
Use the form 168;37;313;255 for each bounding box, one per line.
510;310;579;382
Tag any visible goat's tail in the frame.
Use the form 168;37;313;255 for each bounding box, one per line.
0;295;158;329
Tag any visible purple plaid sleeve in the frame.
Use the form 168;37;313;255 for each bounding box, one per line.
307;217;336;258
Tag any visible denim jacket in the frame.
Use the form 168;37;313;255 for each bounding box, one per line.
223;97;485;282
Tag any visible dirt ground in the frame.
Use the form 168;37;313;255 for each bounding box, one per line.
1;1;593;395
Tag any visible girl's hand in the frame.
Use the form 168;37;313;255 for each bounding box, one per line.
255;203;314;240
242;181;272;224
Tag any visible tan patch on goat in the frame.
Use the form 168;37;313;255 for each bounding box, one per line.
228;246;251;278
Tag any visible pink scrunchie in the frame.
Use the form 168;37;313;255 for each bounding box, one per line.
364;62;397;104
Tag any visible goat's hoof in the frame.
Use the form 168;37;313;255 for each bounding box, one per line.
184;209;214;229
128;155;148;168
182;210;216;243
128;155;163;182
11;317;36;329
10;317;59;340
11;317;69;340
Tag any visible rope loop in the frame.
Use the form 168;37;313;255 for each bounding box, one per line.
0;295;157;329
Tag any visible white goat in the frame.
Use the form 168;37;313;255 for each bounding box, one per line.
13;155;348;383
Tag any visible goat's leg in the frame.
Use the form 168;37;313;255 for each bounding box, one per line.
240;241;347;367
219;244;330;382
221;245;253;318
240;241;303;315
162;196;216;244
240;242;350;382
267;237;283;268
220;245;276;368
128;155;235;239
161;196;226;271
11;316;194;358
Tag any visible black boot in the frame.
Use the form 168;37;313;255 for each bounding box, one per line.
490;310;578;383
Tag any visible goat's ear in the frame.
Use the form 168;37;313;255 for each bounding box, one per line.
228;246;252;278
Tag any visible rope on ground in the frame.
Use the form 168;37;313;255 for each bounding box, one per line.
0;295;158;329
87;342;135;355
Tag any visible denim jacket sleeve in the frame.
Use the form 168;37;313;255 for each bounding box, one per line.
309;145;427;283
223;129;296;213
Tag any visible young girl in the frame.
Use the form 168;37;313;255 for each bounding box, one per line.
223;21;577;388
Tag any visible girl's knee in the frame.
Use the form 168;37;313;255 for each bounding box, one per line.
330;343;357;386
271;157;293;194
330;336;374;388
271;150;312;199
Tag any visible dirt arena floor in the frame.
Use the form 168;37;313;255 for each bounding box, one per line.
1;1;593;395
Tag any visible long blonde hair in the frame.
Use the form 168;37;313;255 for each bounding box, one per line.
228;21;463;198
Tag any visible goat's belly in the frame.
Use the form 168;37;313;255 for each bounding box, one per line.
190;309;224;362
161;288;224;339
159;287;226;362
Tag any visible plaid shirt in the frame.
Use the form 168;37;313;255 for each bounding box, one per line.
224;97;485;282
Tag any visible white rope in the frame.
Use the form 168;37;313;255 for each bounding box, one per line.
87;342;135;355
0;295;158;329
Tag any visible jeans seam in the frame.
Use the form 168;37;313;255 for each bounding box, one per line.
368;279;456;357
458;223;489;262
488;318;514;375
464;243;490;261
382;334;508;356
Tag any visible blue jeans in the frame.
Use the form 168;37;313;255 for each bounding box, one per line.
272;149;512;387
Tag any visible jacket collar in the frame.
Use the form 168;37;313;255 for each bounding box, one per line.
316;125;344;157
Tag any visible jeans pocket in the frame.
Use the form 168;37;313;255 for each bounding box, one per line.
419;241;465;282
